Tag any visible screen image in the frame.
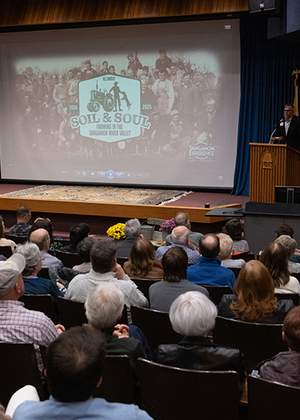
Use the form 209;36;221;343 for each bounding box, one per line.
0;19;240;188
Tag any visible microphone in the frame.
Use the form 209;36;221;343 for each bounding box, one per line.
269;119;284;144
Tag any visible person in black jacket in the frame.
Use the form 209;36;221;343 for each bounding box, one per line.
273;104;300;151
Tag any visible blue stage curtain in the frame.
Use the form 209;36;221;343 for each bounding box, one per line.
232;14;300;196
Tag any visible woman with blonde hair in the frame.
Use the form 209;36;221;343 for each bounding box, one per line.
218;260;294;323
123;237;163;279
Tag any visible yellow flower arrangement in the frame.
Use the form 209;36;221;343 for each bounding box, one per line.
106;223;126;240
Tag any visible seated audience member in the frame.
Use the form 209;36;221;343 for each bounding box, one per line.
16;242;66;297
165;212;203;249
222;219;249;253
8;206;32;237
0;254;64;375
61;223;90;254
155;226;200;265
67;240;148;309
12;327;153;420
149;247;208;312
29;228;63;269
72;237;96;272
187;234;235;289
85;283;149;374
27;217;62;254
275;223;295;239
116;218;142;258
153;291;245;389
217;233;245;269
0;216;16;253
260;242;300;295
258;306;300;387
275;235;300;273
218;260;294;323
124;237;164;279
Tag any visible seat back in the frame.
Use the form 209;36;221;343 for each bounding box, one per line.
227;267;241;278
5;235;27;244
131;278;162;301
57;297;87;329
202;285;232;305
213;316;288;373
0;342;46;407
274;292;299;306
116;256;128;267
19;294;57;323
231;252;255;262
130;305;183;352
55;251;83;268
248;375;300;420
37;267;51;279
137;358;240;420
93;355;134;404
0;246;12;258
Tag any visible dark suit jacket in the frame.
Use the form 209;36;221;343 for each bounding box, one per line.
273;115;300;151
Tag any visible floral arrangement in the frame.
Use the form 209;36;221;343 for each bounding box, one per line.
106;223;126;240
159;218;176;234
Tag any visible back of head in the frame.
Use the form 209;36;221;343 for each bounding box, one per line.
274;235;297;260
16;242;41;276
85;283;125;329
91;240;116;273
170;291;217;336
275;223;294;239
77;237;97;262
260;242;289;287
46;326;106;402
70;223;90;246
174;212;191;230
222;219;244;241
171;226;189;245
162;246;188;283
283;306;300;351
129;237;155;277
123;218;141;239
199;234;219;258
16;206;31;220
217;233;233;260
29;228;50;251
231;260;277;322
28;218;54;242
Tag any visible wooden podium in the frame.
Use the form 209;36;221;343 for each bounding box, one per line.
249;143;300;202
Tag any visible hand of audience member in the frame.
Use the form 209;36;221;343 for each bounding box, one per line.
55;324;65;334
187;239;197;251
56;280;65;289
0;404;11;420
113;324;129;339
114;263;126;280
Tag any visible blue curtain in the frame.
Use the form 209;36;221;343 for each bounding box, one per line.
232;14;300;196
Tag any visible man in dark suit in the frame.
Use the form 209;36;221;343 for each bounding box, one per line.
273;104;300;151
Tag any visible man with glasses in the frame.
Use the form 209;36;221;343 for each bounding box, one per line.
273;104;300;151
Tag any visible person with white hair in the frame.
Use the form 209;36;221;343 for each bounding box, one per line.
153;291;245;389
116;218;142;258
217;233;245;269
16;242;66;297
275;235;300;273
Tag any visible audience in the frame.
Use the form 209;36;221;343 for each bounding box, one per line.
260;242;300;295
72;236;96;272
155;226;200;265
124;237;164;279
116;218;142;258
0;216;16;253
149;247;208;311
258;306;300;387
61;223;90;254
29;228;63;269
222;219;249;253
217;233;245;268
12;327;152;420
153;291;246;389
8;206;32;237
218;260;294;323
165;212;203;249
187;234;235;289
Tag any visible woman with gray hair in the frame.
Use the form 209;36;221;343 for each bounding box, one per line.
153;291;246;389
16;242;65;297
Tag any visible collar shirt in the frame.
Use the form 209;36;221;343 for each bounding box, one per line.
285;118;292;135
155;244;200;265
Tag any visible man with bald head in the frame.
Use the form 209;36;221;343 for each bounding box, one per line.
29;228;63;269
187;234;235;289
155;225;200;265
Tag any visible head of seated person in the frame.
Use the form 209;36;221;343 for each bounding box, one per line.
222;219;244;241
76;237;97;263
217;233;233;260
29;228;51;252
274;235;297;261
127;237;157;278
69;223;90;247
16;242;42;277
199;234;220;258
28;218;54;242
275;223;294;239
162;246;188;283
170;226;190;246
123;218;141;239
16;205;31;224
174;212;191;230
260;242;290;288
91;240;116;274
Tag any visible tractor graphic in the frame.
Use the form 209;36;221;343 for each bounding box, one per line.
87;80;114;113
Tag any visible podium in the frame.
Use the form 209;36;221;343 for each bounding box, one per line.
249;143;300;202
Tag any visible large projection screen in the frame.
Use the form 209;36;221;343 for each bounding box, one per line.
0;18;240;189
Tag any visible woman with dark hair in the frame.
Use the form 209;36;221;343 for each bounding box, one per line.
222;219;249;253
218;260;294;323
0;215;16;252
28;217;54;242
260;242;300;295
123;237;164;279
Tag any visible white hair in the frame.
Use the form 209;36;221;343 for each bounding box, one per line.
85;283;125;330
16;242;41;276
170;291;217;336
124;218;141;238
171;227;189;245
217;233;233;259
